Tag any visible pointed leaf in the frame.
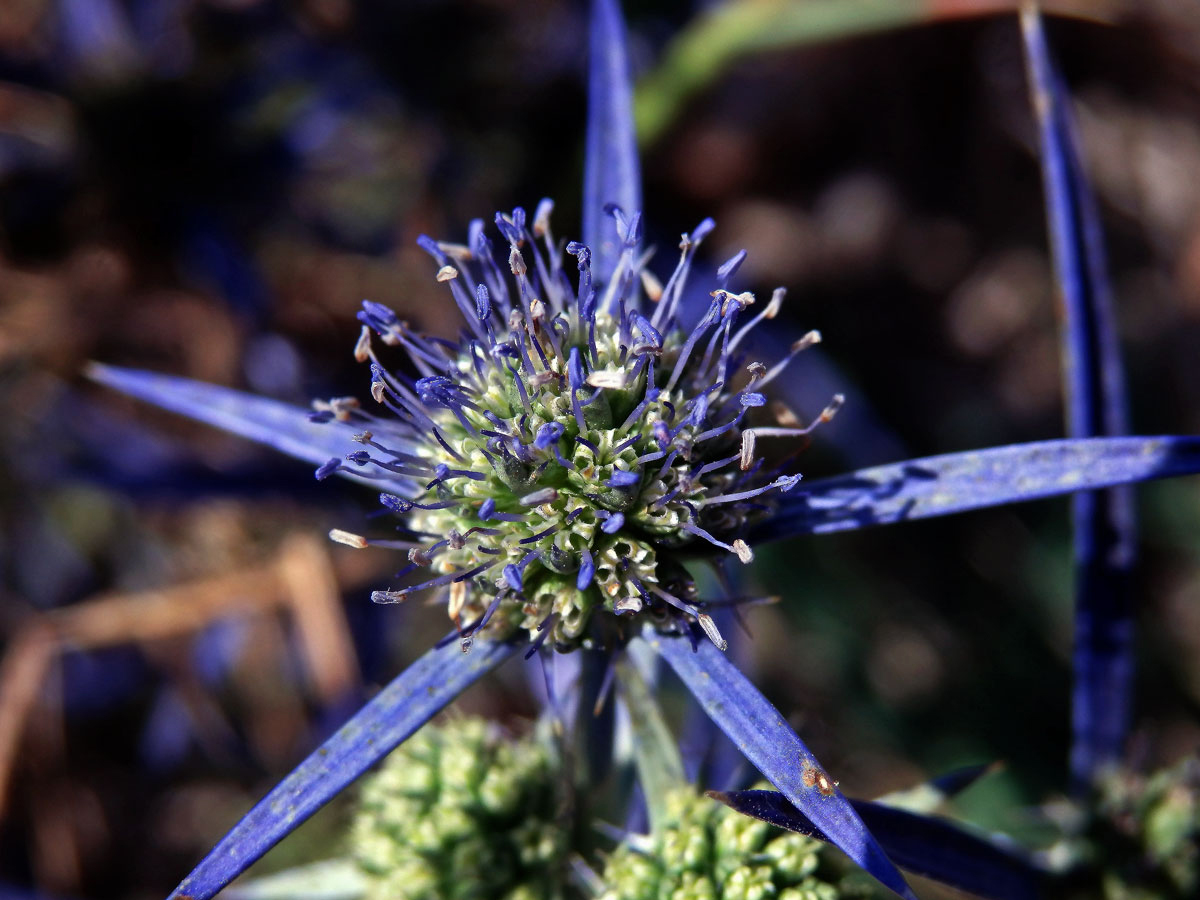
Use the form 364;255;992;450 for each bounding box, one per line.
1021;8;1136;788
641;629;917;900
167;637;520;900
632;0;1120;148
710;789;1044;900
761;436;1200;540
583;0;641;283
1023;9;1127;442
87;363;389;489
634;0;922;147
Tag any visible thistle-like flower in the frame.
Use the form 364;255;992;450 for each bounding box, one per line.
85;3;1200;899
321;203;830;654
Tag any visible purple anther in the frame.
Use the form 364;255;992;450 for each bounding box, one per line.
415;375;451;402
717;249;747;285
576;550;596;591
740;392;766;407
652;420;671;448
379;493;411;512
346;450;370;466
601;512;625;534
608;470;640;488
609;206;643;246
571;245;592;277
534;422;565;450
479;498;496;520
504;564;524;592
568;347;586;389
315;458;341;481
358;299;399;328
520;487;558;506
626;211;643;245
308;410;335;423
475;284;491;320
630;312;662;349
776;474;803;492
415;234;444;262
379;493;413;513
469;219;489;256
495;210;523;244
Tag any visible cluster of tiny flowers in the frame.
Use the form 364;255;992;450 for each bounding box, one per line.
1048;757;1200;899
599;787;875;900
351;718;567;900
315;201;836;651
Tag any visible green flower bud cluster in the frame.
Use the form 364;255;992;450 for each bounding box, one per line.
598;788;876;900
1059;757;1199;900
351;718;568;900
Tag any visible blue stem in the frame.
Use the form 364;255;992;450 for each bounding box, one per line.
1021;9;1136;789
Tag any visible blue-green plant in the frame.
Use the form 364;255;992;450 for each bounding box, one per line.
90;2;1200;898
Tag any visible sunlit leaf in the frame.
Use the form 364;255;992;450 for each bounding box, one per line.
633;0;1119;146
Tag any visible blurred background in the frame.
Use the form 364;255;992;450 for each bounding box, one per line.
2;0;1200;896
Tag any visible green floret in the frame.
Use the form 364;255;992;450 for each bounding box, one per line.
598;788;882;900
351;718;569;900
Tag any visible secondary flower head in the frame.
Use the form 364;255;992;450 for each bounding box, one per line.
600;787;859;900
319;201;835;653
353;717;566;900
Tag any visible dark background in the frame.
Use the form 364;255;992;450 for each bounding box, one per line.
1;0;1199;896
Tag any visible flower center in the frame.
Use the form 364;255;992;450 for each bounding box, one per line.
317;204;834;653
404;312;714;649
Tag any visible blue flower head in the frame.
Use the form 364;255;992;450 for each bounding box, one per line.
325;199;823;655
86;2;1200;899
